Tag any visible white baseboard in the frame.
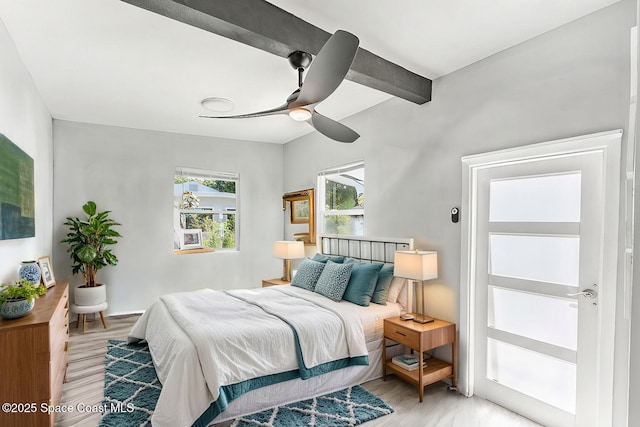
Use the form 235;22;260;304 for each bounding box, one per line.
105;310;145;317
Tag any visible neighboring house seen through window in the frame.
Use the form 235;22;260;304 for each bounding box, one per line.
174;167;239;251
317;162;364;236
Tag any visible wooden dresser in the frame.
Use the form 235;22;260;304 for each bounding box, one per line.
0;281;69;427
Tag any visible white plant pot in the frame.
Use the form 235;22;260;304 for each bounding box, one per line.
74;284;107;306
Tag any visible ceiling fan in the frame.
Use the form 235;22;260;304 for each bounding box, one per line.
200;30;360;143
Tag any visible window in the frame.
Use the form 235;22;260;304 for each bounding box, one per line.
317;162;364;235
174;167;238;251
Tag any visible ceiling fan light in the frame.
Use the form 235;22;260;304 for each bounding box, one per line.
289;108;312;121
201;97;234;112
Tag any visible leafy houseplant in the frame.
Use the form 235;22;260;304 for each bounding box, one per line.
0;279;47;319
61;201;122;288
0;279;46;306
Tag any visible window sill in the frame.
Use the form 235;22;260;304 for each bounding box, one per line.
174;248;216;255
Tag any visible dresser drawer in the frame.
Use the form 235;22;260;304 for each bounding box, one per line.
384;322;420;348
49;286;69;406
49;287;68;344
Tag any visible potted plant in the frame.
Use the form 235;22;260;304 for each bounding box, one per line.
0;278;46;319
61;201;122;306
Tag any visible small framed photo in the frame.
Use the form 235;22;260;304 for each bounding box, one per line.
179;229;203;250
38;256;56;288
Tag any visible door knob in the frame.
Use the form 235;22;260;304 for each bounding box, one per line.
567;289;598;300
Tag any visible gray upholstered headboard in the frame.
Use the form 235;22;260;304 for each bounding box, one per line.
319;234;414;263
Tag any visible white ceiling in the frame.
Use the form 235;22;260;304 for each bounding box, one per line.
0;0;620;144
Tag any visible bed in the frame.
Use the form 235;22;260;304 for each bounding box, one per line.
128;235;413;427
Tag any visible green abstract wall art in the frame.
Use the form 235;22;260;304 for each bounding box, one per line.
0;133;35;239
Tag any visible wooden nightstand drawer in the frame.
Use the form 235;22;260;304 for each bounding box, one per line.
384;322;420;348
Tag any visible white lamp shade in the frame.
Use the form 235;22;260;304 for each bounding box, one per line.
273;241;305;260
393;250;438;280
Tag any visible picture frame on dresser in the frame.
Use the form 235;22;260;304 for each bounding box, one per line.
38;255;56;288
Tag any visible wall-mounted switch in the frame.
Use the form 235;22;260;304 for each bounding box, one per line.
451;207;459;223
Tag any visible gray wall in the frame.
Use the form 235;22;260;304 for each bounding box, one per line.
0;19;53;283
285;0;633;320
53;120;284;314
284;0;634;422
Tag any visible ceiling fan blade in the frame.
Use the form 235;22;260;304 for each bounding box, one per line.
293;30;359;107
200;104;288;119
309;110;359;143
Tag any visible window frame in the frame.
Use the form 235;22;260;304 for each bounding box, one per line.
317;161;365;236
174;166;240;252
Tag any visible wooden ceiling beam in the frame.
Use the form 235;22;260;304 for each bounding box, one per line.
121;0;432;104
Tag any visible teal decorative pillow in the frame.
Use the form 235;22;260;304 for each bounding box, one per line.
343;262;383;306
291;259;326;291
371;264;394;305
312;253;346;264
314;261;353;301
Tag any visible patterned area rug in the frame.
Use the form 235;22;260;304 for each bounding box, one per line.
230;385;394;427
100;340;161;426
100;340;394;427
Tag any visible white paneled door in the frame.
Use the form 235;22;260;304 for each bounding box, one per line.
462;131;621;427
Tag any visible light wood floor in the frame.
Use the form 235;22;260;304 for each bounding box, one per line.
56;314;541;427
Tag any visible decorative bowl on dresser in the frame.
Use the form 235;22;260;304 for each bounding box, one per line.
0;297;35;319
0;281;69;427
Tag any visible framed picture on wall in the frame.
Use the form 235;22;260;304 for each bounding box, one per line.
0;133;35;240
179;229;203;250
38;256;56;288
290;198;309;224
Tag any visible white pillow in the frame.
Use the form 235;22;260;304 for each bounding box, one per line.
387;277;406;304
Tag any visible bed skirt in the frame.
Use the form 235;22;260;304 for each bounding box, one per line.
210;339;402;424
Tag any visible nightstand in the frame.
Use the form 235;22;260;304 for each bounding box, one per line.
382;316;457;402
262;278;291;287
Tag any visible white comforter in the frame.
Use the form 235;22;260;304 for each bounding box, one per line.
128;286;369;426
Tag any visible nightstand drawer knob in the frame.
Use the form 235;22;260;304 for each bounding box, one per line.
396;331;406;337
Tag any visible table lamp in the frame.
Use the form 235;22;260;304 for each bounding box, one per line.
394;250;438;323
273;241;305;281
